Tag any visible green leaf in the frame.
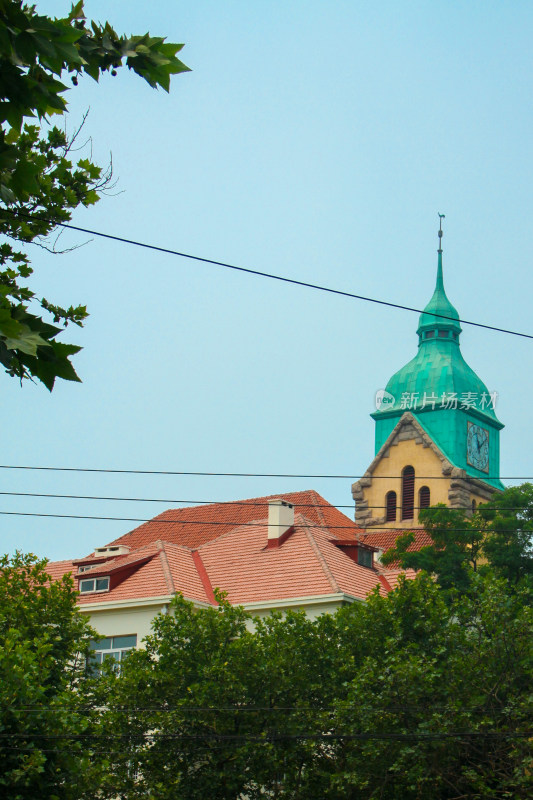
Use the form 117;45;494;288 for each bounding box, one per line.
4;324;50;355
0;183;16;204
0;0;189;390
67;1;86;23
0;310;23;337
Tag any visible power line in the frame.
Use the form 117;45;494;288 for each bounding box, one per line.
1;490;528;512
0;509;526;533
2;209;531;340
0;464;526;479
0;731;529;742
2;704;522;714
0;509;369;526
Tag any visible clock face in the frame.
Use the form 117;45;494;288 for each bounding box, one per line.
467;422;489;472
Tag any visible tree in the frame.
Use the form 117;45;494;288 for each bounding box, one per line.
328;574;533;800
479;482;533;589
92;593;362;800
0;552;97;799
0;1;189;389
381;484;533;596
380;503;482;595
93;577;533;799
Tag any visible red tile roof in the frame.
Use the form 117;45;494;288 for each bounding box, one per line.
77;549;154;577
359;528;433;552
358;529;433;570
376;567;418;591
46;492;416;609
46;559;76;582
106;490;361;550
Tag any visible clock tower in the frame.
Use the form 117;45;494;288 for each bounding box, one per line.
352;219;504;529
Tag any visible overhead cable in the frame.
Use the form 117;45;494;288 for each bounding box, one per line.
1;208;532;340
0;509;525;533
0;464;525;479
0;490;528;512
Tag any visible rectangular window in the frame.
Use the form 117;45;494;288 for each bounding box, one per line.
79;576;110;593
357;548;373;568
88;634;137;672
438;330;448;338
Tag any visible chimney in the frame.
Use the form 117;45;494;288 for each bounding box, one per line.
267;499;294;547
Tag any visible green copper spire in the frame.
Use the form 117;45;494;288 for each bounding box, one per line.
371;216;504;489
416;214;462;340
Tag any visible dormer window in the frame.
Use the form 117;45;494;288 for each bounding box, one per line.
332;540;377;570
79;577;110;594
357;547;373;568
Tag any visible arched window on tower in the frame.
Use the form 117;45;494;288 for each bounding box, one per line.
385;491;397;522
419;485;430;510
401;466;415;520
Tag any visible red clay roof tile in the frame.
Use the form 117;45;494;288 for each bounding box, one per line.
105;490;361;550
359;529;433;552
46;494;423;609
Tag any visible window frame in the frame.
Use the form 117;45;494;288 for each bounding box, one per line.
401;465;415;521
385;490;397;522
357;547;373;569
79;576;110;594
88;634;137;673
419;485;430;510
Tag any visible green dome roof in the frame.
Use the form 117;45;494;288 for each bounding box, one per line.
373;244;500;426
378;339;499;423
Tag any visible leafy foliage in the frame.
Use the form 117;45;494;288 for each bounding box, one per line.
93;577;533;799
380;503;483;594
381;484;533;595
3;554;531;798
0;552;97;800
479;482;533;588
329;574;533;800
0;1;189;389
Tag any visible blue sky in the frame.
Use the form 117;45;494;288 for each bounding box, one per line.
3;0;533;560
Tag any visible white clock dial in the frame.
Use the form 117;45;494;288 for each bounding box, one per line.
467;422;489;472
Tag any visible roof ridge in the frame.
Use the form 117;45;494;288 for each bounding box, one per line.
301;518;340;594
308;490;327;528
158;489;320;516
377;573;393;593
191;550;217;605
156;540;176;594
147;539;194;553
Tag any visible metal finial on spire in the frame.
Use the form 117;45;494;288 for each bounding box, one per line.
438;213;445;252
